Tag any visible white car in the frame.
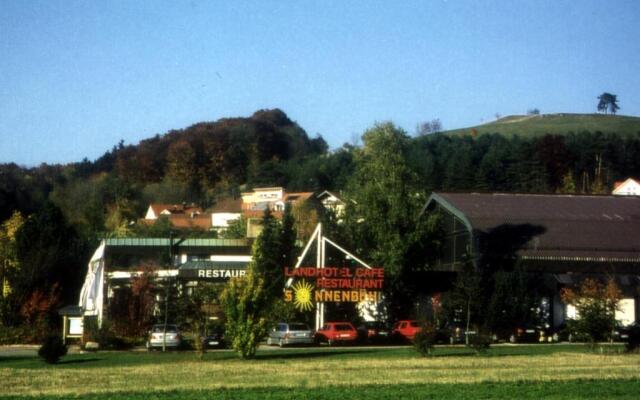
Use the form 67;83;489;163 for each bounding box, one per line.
267;322;314;347
146;324;182;350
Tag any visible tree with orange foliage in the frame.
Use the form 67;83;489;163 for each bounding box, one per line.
128;262;157;336
560;278;621;347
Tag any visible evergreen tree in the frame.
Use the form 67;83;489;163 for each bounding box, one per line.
252;208;282;301
279;205;298;275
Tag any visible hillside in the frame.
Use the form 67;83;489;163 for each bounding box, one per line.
86;108;328;185
443;113;640;138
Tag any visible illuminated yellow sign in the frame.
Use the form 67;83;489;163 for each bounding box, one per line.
284;267;384;311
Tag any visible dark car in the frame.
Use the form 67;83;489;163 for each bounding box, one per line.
201;325;226;349
508;326;544;343
434;325;466;344
357;321;391;344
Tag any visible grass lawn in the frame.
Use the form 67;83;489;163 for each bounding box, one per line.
443;113;640;138
1;345;639;399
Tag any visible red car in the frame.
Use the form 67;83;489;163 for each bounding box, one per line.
315;322;358;345
392;320;422;341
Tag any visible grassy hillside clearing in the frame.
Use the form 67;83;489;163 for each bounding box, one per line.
1;345;639;399
443;113;640;138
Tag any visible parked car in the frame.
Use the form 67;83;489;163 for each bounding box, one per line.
392;320;422;342
201;325;226;349
357;321;391;344
434;325;466;344
315;322;358;345
267;322;315;347
508;326;544;343
146;324;181;350
613;322;635;342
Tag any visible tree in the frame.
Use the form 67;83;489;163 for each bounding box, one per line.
251;208;282;301
416;119;443;136
220;205;298;359
178;282;222;359
221;216;247;239
557;171;577;194
11;203;83;327
220;266;269;359
446;260;483;345
485;269;544;339
128;262;157;336
561;278;622;348
345;122;441;322
0;211;24;300
279;205;298;276
597;93;620;115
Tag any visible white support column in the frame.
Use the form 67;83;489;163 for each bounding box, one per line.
323;237;372;269
315;224;323;330
286;224;321;288
320;229;326;328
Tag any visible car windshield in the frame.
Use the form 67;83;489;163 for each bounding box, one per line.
335;324;353;331
152;325;177;333
288;323;309;331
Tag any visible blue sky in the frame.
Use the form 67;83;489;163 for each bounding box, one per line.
1;0;639;165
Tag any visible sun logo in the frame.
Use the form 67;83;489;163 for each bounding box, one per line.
292;280;314;312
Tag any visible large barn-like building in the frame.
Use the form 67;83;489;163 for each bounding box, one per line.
422;192;640;328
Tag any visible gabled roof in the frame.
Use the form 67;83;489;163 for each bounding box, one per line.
209;197;243;213
317;190;345;204
285;192;314;203
148;203;203;217
167;214;212;230
613;178;640;194
425;192;640;263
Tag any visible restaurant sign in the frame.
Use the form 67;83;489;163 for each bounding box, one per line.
283;266;384;311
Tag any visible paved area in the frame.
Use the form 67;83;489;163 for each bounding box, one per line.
0;344;85;358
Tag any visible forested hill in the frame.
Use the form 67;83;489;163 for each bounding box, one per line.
0;108;331;223
3;108;640;239
443;113;640;138
86;108;328;186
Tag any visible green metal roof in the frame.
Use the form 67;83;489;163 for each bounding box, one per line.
179;260;249;270
105;238;250;247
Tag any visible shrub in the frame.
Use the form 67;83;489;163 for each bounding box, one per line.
467;330;492;354
38;335;67;364
220;270;269;359
561;278;621;348
413;325;437;357
0;324;31;344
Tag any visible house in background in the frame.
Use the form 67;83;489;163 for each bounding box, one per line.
241;187;316;238
209;197;243;232
142;203;212;231
140;187;339;238
613;178;640;196
316;190;346;217
421;192;640;329
144;203;203;220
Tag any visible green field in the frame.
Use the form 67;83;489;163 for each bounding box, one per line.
443;113;640;138
1;345;639;399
